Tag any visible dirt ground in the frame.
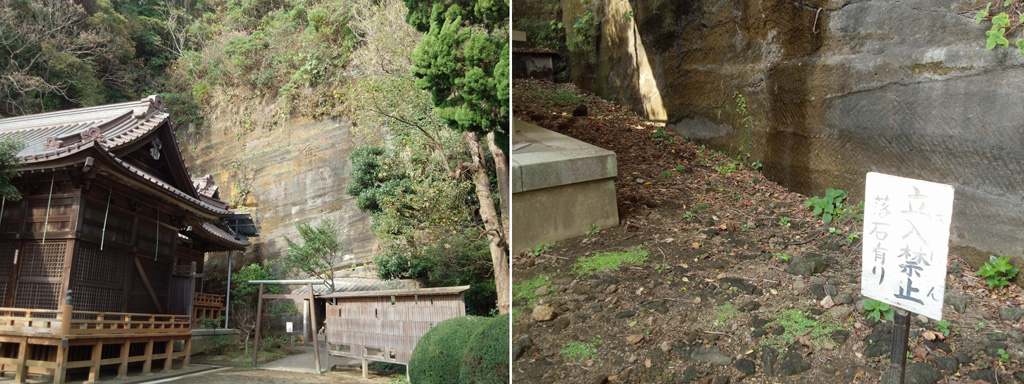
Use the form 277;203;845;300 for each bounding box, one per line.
511;79;1024;384
168;366;394;384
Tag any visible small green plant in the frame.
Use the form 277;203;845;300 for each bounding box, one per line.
695;203;710;211
999;348;1010;363
586;224;602;237
804;188;848;224
526;243;554;257
761;308;846;348
682;211;696;220
774;253;791;262
715;159;742;175
863;299;895;322
675;166;686;172
976;322;985;331
828;227;843;235
847;232;861;244
654;263;672;274
713;304;740;328
651;127;670;139
561;337;602;362
513;275;552;307
778;216;791;228
936;320;951;337
660;170;672;178
573;246;649;275
750;161;763;170
976;255;1020;289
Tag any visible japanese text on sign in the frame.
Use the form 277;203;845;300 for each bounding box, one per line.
860;172;954;321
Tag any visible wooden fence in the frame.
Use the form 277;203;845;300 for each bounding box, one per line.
0;305;192;383
191;292;225;328
322;286;469;377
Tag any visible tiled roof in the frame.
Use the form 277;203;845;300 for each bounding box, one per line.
192;174;220;198
193;222;250;247
111;156;233;216
0;95;169;160
292;278;387;296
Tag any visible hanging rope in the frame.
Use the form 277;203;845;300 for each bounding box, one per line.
154;209;160;261
100;188;111;250
0;195;6;228
42;174;55;244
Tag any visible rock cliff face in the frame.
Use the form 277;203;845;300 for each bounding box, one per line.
528;0;1024;264
177;101;376;275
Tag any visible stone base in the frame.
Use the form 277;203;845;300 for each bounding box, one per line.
512;179;618;255
512;120;618;255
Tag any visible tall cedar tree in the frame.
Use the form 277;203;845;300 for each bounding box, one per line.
405;0;510;314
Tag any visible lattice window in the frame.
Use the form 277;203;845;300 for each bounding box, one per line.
70;283;122;313
13;282;61;309
70;242;127;312
19;242;66;279
0;242;16;279
73;243;127;286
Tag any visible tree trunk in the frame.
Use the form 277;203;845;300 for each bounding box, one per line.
486;132;510;242
465;132;510;314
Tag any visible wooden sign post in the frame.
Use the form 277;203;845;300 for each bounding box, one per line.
860;172;954;384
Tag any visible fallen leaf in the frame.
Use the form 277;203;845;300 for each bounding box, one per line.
914;344;930;360
855;370;865;378
691;242;702;249
644;358;652;368
718;223;728;231
627;334;645;344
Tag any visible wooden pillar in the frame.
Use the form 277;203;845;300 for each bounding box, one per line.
361;358;368;379
251;283;264;368
87;341;104;382
162;339;173;372
309;283;321;375
142;339;154;374
117;341;130;378
14;339;26;383
182;336;192;368
54;340;68;384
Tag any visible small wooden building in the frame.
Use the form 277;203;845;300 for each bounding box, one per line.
322;286;469;374
0;96;248;382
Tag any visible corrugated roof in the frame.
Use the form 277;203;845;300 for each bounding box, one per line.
290;278;387;296
320;285;471;299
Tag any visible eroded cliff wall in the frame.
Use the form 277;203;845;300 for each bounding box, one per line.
524;0;1024;265
178;100;376;275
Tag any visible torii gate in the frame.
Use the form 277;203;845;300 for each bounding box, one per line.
247;279;326;373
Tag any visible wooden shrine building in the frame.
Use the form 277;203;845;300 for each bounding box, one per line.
0;95;249;382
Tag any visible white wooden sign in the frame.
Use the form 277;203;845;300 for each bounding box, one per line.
860;172;954;320
286;321;293;333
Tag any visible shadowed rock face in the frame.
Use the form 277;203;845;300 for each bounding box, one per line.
178;113;376;275
529;0;1024;265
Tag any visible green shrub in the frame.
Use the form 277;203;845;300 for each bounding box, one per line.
459;314;510;384
409;316;488;384
804;188;847;224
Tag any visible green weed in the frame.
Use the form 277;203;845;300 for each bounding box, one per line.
513;275;552;307
976;255;1020;289
573;246;649;275
805;188;847;224
863;299;894;322
561;337;602;362
713;304;740;328
936;320;951;337
778;217;791;228
586;224;602;237
761;308;846;348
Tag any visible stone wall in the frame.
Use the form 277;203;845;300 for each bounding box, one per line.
178;102;376;277
521;0;1024;266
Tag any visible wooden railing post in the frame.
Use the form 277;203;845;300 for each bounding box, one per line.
55;290;72;384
